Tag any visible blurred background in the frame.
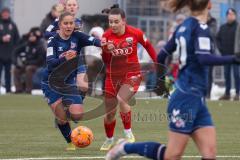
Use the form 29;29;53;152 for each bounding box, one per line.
0;0;238;38
0;0;240;100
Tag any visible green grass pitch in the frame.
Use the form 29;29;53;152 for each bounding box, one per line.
0;95;239;159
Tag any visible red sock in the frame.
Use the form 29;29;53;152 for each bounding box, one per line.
120;111;131;130
104;119;116;138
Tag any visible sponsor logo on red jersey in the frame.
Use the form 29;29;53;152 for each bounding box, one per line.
107;39;133;56
126;37;133;44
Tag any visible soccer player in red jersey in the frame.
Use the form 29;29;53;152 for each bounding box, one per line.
100;5;157;151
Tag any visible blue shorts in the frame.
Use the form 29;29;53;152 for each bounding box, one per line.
167;89;213;134
41;82;83;105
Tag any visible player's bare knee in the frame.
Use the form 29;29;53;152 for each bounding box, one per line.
119;101;129;109
105;112;116;122
118;97;129;109
71;113;83;121
51;99;62;111
105;114;115;122
105;98;118;107
78;85;88;92
119;100;126;106
105;105;117;120
117;95;127;104
201;145;216;159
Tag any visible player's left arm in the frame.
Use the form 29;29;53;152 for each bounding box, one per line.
195;25;236;65
75;31;101;48
136;29;157;63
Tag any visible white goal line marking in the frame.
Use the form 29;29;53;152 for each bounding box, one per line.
1;155;240;160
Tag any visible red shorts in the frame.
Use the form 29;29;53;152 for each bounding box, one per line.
104;72;142;98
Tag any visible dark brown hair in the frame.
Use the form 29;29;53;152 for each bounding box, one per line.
102;4;126;19
109;8;126;19
58;11;73;23
168;0;209;12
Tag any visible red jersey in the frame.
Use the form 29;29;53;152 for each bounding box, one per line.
102;25;157;77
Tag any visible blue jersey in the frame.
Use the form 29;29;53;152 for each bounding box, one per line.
44;18;82;39
42;31;100;84
163;17;214;96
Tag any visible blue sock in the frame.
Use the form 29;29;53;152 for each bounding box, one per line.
57;122;72;143
124;142;166;160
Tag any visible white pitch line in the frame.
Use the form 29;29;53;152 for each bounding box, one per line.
184;155;240;158
1;155;240;160
0;156;140;160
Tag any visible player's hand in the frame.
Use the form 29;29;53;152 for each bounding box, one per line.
106;43;115;51
153;64;169;96
153;75;169;96
101;38;115;53
100;37;107;46
65;50;77;60
100;38;114;48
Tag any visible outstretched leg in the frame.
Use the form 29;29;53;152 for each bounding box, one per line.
106;139;166;160
106;131;189;160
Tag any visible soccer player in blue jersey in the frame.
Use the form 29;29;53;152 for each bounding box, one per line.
106;0;240;159
44;0;82;39
41;12;100;151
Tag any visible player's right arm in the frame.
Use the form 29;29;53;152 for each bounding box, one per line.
155;30;177;95
157;32;177;64
46;37;66;71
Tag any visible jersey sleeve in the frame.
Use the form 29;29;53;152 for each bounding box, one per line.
157;31;177;64
194;24;212;55
136;29;157;62
46;37;66;71
74;31;101;48
194;24;235;65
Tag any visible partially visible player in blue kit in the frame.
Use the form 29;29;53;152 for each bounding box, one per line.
106;0;240;159
41;12;100;151
44;0;82;39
